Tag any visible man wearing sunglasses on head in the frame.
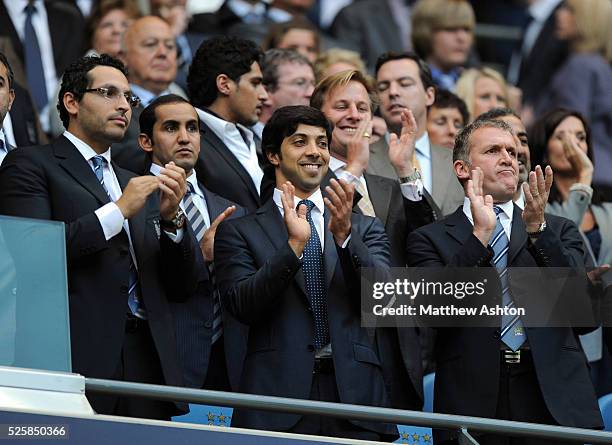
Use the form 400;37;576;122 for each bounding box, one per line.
0;54;200;421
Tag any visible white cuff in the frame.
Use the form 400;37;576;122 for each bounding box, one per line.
95;202;125;240
400;179;424;201
164;228;184;243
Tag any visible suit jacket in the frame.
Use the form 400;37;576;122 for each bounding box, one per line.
0;136;200;412
195;120;264;213
0;1;84;88
406;206;603;438
367;138;463;216
330;0;404;70
214;198;397;434
8;82;46;147
169;183;248;390
515;2;569;108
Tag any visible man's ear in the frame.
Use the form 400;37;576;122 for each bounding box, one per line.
425;86;435;107
63;92;79;117
138;133;153;153
454;159;471;182
267;151;280;166
216;74;233;96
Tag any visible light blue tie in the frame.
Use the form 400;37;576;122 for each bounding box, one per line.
298;199;329;349
91;155;145;319
491;206;526;351
24;1;48;112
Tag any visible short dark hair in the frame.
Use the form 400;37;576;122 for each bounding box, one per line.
0;51;14;89
475;107;520;122
187;36;263;109
58;54;127;128
139;94;194;141
261;48;312;92
432;89;470;125
262;17;320;53
262;105;332;163
453;118;514;164
374;51;435;91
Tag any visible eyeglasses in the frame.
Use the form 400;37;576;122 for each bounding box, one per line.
278;78;316;91
83;87;141;108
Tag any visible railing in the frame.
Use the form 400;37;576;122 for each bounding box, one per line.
86;378;612;444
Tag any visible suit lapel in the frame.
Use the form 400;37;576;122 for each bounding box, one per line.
201;185;223;221
444;207;473;245
508;204;528;265
200;122;260;206
54;137;111;206
323;210;338;291
431;144;451;207
364;173;392;224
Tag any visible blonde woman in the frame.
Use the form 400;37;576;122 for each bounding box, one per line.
455;67;509;122
537;0;612;190
314;48;366;82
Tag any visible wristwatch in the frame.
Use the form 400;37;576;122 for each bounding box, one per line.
526;220;547;237
160;208;186;230
399;168;421;184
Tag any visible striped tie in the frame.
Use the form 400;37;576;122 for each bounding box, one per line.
183;183;222;344
91;155;146;319
354;181;376;217
491;206;525;351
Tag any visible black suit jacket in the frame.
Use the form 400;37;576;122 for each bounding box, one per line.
214;198;397;434
169;183;247;390
195;120;263;213
0;136;199;411
406;206;603;436
0;1;84;83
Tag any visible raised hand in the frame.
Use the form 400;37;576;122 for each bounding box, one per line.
562;133;593;185
116;176;160;219
388;109;418;177
522;165;553;232
158;162;188;221
344;115;372;178
467;167;496;246
324;178;354;246
199;205;236;262
280;182;311;257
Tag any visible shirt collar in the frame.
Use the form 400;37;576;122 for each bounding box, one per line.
227;0;266;18
529;0;562;22
462;196;515;224
328;155;347;174
63;131;111;163
273;187;325;215
196;107;254;144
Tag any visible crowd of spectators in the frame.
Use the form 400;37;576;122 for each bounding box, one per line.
0;0;611;443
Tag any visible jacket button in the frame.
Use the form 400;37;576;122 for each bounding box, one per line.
204;321;212;328
493;330;501;339
307;345;315;352
120;285;128;294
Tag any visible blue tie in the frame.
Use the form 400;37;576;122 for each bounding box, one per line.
298;199;329;349
91;155;145;319
491;206;525;351
183;184;222;344
24;2;48;112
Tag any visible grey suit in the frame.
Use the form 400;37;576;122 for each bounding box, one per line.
367;138;464;216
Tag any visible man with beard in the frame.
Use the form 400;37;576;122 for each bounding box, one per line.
0;55;199;420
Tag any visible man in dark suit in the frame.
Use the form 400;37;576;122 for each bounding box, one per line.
0;55;199;420
214;105;398;440
0;52;16;164
138;93;247;391
0;0;84;130
406;117;603;443
187;36;269;213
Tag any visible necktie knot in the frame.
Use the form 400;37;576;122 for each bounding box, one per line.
298;199;315;214
494;205;504;216
24;2;36;15
91;155;106;169
185;182;195;196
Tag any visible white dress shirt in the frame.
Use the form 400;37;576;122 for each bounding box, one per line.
273;187;325;251
5;0;58;131
196;107;263;194
150;163;211;229
462;197;514;240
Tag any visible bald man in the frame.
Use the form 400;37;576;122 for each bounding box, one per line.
112;16;186;174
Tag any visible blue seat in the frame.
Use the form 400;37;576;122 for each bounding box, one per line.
599;393;612;431
395;373;436;443
423;373;435;413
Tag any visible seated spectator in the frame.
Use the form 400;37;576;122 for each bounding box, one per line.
263;17;320;63
111;15;186;174
455;67;509;122
411;0;475;91
535;0;612;196
49;0;141;136
314;48;365;82
426;89;469;150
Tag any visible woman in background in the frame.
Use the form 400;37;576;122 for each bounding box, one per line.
455;67;509;122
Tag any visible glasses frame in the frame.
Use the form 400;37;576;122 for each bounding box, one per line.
83;87;141;108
